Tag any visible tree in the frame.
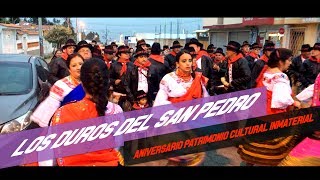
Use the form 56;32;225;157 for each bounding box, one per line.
85;31;95;40
0;17;20;24
26;17;53;25
44;25;75;48
85;31;101;42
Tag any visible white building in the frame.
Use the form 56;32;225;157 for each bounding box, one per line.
0;22;54;56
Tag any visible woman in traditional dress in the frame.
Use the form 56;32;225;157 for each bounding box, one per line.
31;53;85;128
51;58;123;166
237;48;302;166
153;49;209;166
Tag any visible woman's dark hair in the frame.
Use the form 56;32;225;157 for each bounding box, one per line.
51;48;62;60
267;48;293;68
66;53;84;69
175;49;192;63
80;58;109;116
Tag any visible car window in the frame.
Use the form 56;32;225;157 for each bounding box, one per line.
35;59;49;82
0;62;32;95
38;58;49;71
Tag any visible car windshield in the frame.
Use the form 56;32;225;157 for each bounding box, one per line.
0;62;32;95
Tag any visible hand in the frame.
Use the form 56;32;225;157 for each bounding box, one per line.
115;79;121;85
293;100;301;109
213;64;220;71
221;77;229;87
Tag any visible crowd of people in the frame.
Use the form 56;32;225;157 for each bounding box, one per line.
27;36;320;166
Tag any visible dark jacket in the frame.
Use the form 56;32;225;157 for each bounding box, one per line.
225;57;251;92
48;57;69;84
148;57;171;86
287;55;307;88
109;61;134;94
301;59;320;88
196;55;215;96
245;54;257;71
123;65;159;104
250;59;266;88
164;53;176;71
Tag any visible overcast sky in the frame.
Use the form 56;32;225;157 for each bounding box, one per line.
67;18;202;42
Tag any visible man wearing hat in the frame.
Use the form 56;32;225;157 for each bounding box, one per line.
75;40;93;61
287;44;312;91
241;41;251;56
162;45;170;56
49;38;77;84
165;40;183;70
136;39;148;51
103;45;116;69
148;42;171;97
186;38;215;95
245;43;262;71
207;44;216;59
110;42;118;61
300;43;320;89
109;45;134;105
124;47;158;105
250;41;275;88
212;48;227;95
221;41;251;92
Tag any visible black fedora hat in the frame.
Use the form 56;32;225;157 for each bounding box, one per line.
214;47;225;56
186;38;203;48
170;40;183;49
241;41;250;47
116;45;130;56
135;90;147;101
62;39;77;49
110;42;118;47
103;45;115;54
136;39;147;47
299;44;312;52
224;41;241;52
263;41;275;51
207;44;216;53
134;47;149;58
250;43;262;50
75;40;94;52
311;43;320;51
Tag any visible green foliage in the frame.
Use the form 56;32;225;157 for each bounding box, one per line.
0;17;20;24
85;31;101;42
44;25;75;48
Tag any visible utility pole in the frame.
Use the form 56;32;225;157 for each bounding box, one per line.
38;17;44;58
177;19;179;39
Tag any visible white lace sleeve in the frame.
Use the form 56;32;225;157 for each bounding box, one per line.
30;80;72;127
271;81;294;109
153;79;171;107
296;84;314;102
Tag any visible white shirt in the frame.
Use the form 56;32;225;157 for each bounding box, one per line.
137;68;148;93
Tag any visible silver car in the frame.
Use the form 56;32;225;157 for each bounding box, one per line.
0;54;50;134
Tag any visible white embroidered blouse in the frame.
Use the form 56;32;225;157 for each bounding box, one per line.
262;72;294;109
153;72;209;107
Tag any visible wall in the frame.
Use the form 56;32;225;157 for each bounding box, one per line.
304;23;318;45
1;29;17;54
223;18;242;25
203;18;218;26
